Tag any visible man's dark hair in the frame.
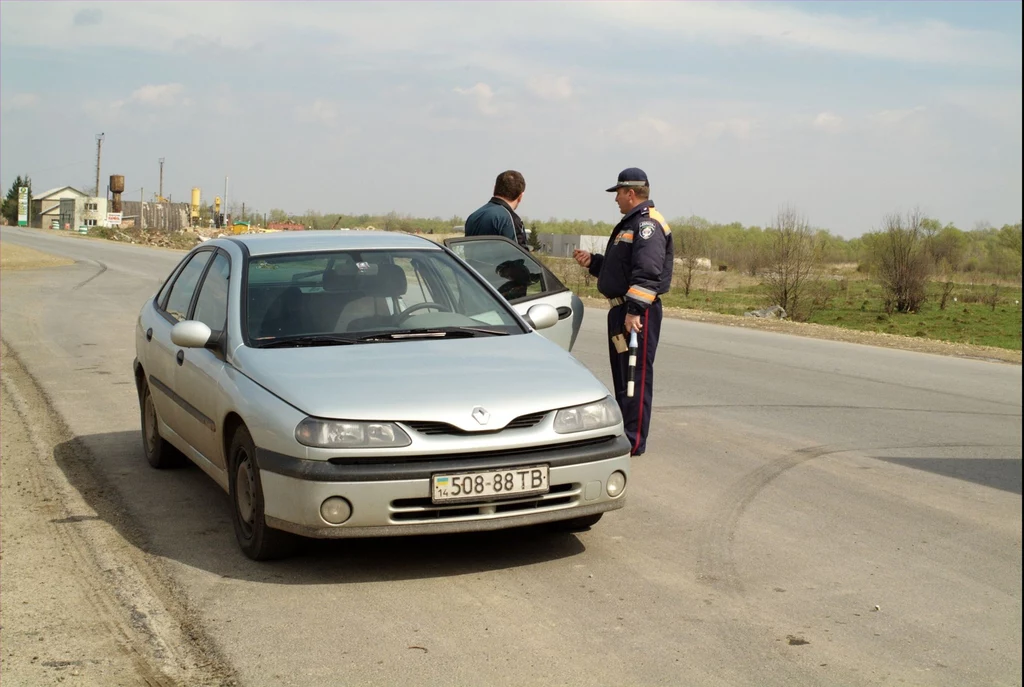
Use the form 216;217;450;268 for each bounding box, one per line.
493;170;526;200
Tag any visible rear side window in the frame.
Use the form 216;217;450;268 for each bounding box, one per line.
163;251;213;322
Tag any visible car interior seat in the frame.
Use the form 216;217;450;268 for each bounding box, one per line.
338;264;409;332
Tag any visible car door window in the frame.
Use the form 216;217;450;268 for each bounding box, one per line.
163;251;213;322
449;240;545;301
192;253;230;331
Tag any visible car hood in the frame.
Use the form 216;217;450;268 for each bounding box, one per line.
231;334;610;431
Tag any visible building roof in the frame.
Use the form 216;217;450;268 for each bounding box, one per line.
34;186;88;200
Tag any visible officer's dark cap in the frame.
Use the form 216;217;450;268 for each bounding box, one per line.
605;167;649;192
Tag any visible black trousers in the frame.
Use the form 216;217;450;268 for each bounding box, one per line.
606;300;663;456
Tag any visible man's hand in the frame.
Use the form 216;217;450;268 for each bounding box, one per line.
625;313;643;333
572;249;591;268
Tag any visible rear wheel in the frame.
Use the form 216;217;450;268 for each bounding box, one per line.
554;513;603;532
140;381;183;469
228;425;296;561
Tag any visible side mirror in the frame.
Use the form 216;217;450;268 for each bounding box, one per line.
524;304;558;331
171;320;213;348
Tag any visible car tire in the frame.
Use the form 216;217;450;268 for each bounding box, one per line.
228;425;296;561
554;513;603;532
140;381;184;469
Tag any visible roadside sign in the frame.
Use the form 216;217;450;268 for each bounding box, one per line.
17;187;28;226
106;212;123;226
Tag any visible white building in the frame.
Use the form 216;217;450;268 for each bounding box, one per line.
31;186;88;230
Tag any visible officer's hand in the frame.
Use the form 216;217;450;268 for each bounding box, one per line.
572;249;591;268
625;313;643;333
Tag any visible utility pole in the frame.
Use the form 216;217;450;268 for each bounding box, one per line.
158;158;165;201
94;133;105;197
224;176;229;225
140;187;145;230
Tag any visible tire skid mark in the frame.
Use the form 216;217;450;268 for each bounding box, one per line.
695;445;835;596
694;440;1018;596
73;259;108;290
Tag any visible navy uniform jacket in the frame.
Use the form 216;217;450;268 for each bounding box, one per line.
465;197;528;247
588;200;673;315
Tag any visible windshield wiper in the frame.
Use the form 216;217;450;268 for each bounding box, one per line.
357;327;510;341
255;334;361;348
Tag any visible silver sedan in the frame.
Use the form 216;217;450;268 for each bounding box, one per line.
134;231;630;560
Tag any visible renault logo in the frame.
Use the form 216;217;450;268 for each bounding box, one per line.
472;407;490;425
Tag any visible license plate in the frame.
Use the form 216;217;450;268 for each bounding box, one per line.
431;465;549;504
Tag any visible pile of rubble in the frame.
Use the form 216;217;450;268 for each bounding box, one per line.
90;225;278;250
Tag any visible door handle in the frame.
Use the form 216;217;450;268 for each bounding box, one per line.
556;306;572;320
146;328;153;341
176;350;184;366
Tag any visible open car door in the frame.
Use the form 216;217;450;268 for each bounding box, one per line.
444;236;584;351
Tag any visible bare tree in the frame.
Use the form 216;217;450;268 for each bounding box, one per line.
674;224;707;297
869;209;931;314
762;206;821;320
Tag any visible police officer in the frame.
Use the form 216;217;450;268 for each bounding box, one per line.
465;170;529;248
573;168;673;456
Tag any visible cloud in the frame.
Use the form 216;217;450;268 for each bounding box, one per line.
454;83;497;115
125;83;186;108
812;112;844;134
294;99;340;126
72;8;103;27
527;75;574;101
706;118;756;140
1;93;40;113
585;2;1021;69
868;106;927;127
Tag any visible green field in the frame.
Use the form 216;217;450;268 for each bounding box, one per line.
542;257;1023;351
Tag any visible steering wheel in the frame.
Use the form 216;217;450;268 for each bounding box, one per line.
396;302;451;323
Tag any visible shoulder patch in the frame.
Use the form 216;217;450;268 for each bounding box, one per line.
638;220;656;240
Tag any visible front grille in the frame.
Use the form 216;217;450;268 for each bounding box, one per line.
403;411;548;436
390;482;579;522
327;436;615;466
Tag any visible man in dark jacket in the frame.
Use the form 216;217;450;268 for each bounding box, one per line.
465;170;529;248
573;167;673;456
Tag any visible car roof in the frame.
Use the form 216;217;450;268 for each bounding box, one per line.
222;230;442;257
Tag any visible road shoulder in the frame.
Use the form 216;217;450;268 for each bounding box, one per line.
1;342;236;686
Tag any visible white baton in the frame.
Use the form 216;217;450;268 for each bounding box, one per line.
626;330;638;398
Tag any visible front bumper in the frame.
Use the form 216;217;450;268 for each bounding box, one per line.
257;435;631;538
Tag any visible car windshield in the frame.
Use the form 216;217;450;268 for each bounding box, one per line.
246;248;523;344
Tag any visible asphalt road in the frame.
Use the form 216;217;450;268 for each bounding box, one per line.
2;225;1021;687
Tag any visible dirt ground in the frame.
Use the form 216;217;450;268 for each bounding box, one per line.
1;243;75;271
0;343;235;687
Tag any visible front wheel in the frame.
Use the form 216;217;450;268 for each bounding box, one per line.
139;381;183;469
228;425;296;561
553;513;603;532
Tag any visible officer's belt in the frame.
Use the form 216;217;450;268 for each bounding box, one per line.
609;296;660;307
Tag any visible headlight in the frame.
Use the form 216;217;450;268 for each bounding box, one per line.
553;396;621;434
295;418;412;448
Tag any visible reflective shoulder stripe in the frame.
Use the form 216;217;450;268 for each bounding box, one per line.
648;208;671;236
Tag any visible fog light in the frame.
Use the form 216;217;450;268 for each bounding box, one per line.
606;471;626;497
320;496;352;525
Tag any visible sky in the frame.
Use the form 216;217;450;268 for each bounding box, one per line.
0;0;1020;238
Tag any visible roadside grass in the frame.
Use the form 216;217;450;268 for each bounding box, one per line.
541;255;1023;351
